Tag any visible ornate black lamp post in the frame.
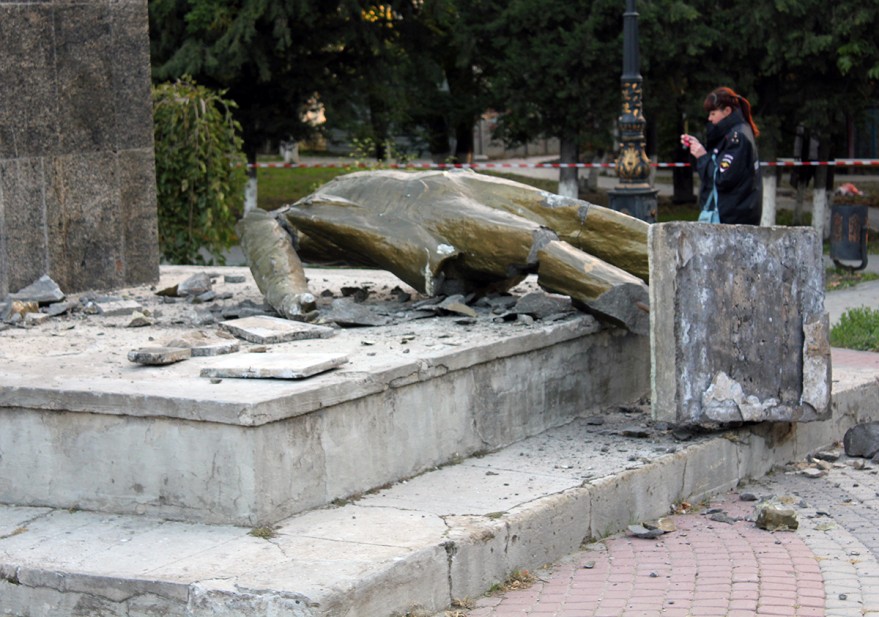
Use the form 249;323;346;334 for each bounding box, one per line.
608;0;657;222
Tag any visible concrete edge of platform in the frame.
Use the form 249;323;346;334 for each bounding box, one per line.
0;315;606;427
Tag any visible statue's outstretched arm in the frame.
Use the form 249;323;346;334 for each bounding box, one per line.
537;240;649;335
236;209;315;320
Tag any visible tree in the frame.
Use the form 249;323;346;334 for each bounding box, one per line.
393;0;490;162
474;0;623;196
149;0;344;163
152;77;247;264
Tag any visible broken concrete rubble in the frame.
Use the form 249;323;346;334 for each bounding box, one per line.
219;315;337;344
755;502;799;530
3;267;591;386
843;421;879;458
199;352;348;380
127;346;192;365
8;274;65;305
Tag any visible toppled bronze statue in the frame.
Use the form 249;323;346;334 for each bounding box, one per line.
236;169;650;334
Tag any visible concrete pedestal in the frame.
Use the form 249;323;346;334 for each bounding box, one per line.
0;0;159;297
649;223;831;425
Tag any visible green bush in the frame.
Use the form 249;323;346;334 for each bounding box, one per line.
830;307;879;351
153;77;247;265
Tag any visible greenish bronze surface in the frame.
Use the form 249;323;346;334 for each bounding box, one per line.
236;208;315;318
238;169;650;332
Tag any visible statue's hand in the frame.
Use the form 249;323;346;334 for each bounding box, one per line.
277;292;317;321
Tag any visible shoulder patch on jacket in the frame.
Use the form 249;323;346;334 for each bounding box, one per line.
719;153;734;172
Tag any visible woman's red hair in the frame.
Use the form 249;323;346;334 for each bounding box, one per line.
703;86;760;137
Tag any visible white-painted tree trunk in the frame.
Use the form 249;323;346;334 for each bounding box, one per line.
813;188;828;240
558;137;579;199
244;176;258;213
281;141;300;164
760;174;777;227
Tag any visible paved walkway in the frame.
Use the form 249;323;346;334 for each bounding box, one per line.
467;462;879;617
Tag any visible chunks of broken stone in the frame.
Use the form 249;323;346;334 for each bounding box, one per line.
199;352;348;380
755;502;798;531
127;346;192;365
165;331;240;357
318;297;392;327
128;331;242;366
627;517;676;539
157;272;214;298
1;274;67;325
220;315;336;344
97;299;144;316
843;422;879;459
8;274;65;305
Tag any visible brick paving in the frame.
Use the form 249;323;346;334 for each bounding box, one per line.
466;462;879;617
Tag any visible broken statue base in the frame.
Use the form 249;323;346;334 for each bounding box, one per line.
649;223;831;426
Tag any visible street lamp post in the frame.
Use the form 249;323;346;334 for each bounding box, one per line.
608;0;657;222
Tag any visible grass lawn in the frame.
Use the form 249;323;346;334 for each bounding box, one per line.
256;165;351;211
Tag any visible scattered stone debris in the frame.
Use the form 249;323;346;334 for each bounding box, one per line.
627;524;665;539
513;291;574;321
319;297;392;327
801;467;827;479
199;352;348;380
707;511;737;525
127;346;192;366
97;299;144;317
24;312;50;326
44;301;73;317
844;422;879;459
438;295;478;318
812;449;841;462
177;272;213;297
127;311;154;328
340;285;371;302
220;315;336;344
755;502;799;531
627;518;676;539
2;268;597;386
8;274;65;304
165;332;240;357
390;286;411;302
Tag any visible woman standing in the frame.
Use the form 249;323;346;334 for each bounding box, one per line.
681;87;762;225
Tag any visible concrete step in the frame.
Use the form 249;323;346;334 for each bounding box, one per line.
2;361;876;617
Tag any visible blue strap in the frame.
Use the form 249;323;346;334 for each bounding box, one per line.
703;153;719;212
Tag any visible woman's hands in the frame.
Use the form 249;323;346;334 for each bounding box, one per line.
680;134;707;158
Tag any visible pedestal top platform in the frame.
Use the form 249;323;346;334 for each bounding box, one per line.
0;266;603;426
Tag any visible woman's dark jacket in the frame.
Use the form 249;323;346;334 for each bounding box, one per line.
696;109;762;225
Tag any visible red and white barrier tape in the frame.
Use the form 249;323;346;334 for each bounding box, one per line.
248;160;879;170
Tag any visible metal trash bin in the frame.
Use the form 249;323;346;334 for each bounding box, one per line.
830;203;868;271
